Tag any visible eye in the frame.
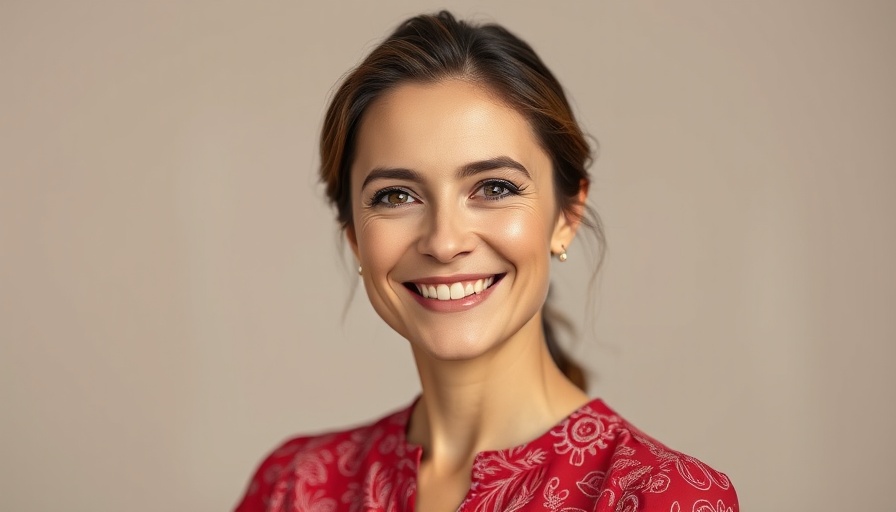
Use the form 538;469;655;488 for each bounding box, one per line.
483;183;508;197
474;179;523;201
371;188;417;207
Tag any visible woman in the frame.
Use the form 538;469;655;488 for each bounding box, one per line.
236;11;738;512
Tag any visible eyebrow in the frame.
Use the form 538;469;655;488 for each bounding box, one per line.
360;156;531;189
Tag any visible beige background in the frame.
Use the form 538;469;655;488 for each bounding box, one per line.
2;1;894;510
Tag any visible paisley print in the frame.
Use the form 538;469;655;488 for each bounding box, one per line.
235;398;738;511
690;499;735;512
630;429;732;492
575;470;606;498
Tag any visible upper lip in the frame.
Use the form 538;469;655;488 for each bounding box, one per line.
405;273;500;285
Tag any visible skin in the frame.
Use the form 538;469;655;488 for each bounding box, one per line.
347;79;590;511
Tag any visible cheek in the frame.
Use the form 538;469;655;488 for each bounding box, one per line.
356;217;417;272
483;205;554;256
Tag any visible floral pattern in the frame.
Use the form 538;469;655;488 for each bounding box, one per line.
466;446;547;512
550;406;617;466
234;399;738;511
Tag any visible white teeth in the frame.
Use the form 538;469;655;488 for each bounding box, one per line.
436;284;450;300
414;276;499;301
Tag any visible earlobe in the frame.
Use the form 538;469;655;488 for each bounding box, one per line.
550;213;576;256
550;180;589;255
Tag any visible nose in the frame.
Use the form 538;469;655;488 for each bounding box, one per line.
416;202;476;263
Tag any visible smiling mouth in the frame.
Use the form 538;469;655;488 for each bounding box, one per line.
404;274;505;301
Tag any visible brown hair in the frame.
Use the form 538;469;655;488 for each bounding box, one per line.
319;11;603;390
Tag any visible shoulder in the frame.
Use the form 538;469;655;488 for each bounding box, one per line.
565;400;740;512
233;403;413;512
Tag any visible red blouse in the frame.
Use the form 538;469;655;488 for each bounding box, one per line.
235;398;738;511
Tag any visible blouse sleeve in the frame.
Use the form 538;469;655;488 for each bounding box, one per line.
597;430;739;512
233;437;309;512
635;477;740;512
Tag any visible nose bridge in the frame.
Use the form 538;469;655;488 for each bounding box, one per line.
418;197;473;262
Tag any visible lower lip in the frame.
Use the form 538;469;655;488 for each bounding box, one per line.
408;280;499;312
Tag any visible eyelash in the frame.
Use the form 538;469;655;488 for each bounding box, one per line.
367;179;527;208
475;179;526;201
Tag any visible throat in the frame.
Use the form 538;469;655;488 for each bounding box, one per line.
414;459;473;512
406;337;591;458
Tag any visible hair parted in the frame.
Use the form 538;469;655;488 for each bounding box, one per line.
319;10;604;390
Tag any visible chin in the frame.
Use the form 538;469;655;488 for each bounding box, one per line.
409;331;503;362
407;322;528;362
414;342;489;362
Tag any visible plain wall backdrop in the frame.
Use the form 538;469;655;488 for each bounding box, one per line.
1;1;894;510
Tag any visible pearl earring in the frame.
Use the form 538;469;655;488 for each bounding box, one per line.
358;266;363;275
558;245;568;262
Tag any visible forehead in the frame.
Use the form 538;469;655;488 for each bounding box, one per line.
352;79;549;178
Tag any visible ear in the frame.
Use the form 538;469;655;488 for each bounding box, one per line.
345;224;361;262
550;180;589;255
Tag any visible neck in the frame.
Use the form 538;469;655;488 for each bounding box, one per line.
406;315;589;472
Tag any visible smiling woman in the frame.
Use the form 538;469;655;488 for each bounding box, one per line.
348;80;570;362
235;11;738;512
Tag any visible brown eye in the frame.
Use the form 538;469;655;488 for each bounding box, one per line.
375;189;417;206
387;191;410;204
475;180;520;200
483;184;507;197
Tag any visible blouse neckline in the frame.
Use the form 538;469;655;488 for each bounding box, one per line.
395;395;609;462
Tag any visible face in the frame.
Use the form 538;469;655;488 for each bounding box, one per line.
347;79;582;361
